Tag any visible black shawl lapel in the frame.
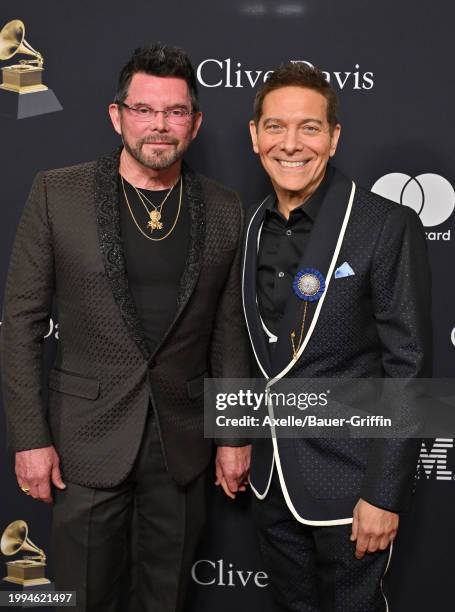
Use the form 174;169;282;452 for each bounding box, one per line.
174;163;205;311
243;197;274;378
271;169;354;378
148;161;206;359
94;148;151;360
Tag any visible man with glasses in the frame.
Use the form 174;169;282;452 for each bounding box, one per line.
1;43;251;611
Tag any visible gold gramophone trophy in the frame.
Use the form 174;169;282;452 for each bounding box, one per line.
0;19;62;118
1;520;50;586
0;19;47;94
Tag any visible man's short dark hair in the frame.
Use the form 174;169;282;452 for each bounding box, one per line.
114;43;200;112
253;62;338;131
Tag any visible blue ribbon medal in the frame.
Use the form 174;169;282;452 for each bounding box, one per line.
291;268;326;359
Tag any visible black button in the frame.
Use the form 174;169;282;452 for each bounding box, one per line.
149;358;157;368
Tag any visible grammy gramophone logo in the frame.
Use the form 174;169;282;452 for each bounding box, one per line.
0;19;62;119
1;520;50;586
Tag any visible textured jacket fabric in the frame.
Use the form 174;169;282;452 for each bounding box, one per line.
1;148;250;488
243;167;432;521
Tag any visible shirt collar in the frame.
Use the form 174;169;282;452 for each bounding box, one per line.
266;164;334;222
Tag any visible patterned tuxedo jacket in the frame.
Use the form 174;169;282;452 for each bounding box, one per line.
1;148;250;488
243;166;432;524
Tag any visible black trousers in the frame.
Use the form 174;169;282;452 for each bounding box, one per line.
252;469;392;612
51;410;207;612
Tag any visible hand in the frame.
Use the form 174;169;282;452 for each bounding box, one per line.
215;445;251;499
15;446;66;504
351;498;398;559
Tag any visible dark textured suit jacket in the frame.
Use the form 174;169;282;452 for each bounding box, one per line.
243;167;432;523
1;149;250;488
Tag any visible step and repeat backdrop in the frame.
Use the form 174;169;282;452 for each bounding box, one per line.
1;1;454;610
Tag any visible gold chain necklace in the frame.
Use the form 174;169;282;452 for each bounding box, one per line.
133;183;176;231
121;176;183;241
290;301;308;359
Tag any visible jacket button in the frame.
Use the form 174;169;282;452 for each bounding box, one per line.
149;358;157;368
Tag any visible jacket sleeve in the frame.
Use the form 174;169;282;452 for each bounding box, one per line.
210;196;252;447
360;205;432;512
1;172;54;452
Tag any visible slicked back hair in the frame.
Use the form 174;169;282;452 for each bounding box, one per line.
115;43;200;112
253;62;339;132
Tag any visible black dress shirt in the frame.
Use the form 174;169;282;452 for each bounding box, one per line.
119;176;190;353
257;166;334;336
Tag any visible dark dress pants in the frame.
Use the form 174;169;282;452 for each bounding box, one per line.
252;469;392;612
51;409;207;612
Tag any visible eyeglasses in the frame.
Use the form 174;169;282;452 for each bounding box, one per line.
118;102;193;125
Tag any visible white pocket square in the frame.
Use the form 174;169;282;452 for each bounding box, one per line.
334;262;355;279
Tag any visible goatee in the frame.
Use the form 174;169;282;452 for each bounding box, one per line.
123;136;184;171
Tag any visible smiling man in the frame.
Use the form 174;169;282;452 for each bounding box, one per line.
1;44;250;612
239;63;432;611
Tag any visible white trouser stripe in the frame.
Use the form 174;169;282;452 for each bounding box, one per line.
380;542;394;612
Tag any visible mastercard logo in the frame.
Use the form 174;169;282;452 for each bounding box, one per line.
371;173;455;227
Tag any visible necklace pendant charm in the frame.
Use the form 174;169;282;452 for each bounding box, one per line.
147;210;163;231
121;175;182;241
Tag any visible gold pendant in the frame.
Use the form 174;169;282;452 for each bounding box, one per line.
147;210;164;232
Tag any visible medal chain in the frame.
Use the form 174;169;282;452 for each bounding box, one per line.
290;301;308;360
